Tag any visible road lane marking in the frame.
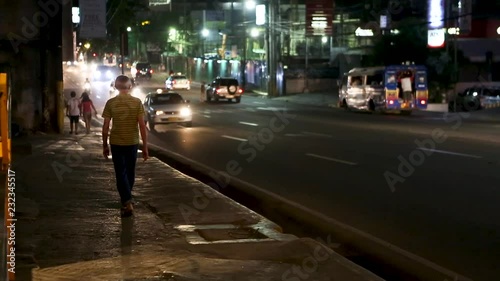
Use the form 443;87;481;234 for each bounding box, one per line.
257;107;286;111
285;133;305;137
302;131;333;138
239;121;258;126
306;153;357;166
221;135;248;142
202;115;211;118
253;101;265;104
417;148;482;159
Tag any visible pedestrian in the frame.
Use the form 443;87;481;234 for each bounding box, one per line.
80;92;98;134
102;75;149;218
200;81;206;102
66;91;81;135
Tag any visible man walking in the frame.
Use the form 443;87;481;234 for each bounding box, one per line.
102;75;149;217
66;91;81;135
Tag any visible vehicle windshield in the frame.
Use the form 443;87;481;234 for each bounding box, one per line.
97;66;113;71
219;79;238;86
136;63;150;69
172;75;187;80
151;94;183;104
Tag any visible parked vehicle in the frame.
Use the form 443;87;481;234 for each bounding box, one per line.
449;86;500;111
205;77;243;103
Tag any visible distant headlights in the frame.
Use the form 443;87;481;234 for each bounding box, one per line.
180;107;192;116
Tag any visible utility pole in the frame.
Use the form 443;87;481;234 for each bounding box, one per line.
120;27;128;75
40;0;63;132
267;0;277;97
241;9;247;89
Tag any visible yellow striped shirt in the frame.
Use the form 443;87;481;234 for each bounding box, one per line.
102;94;144;145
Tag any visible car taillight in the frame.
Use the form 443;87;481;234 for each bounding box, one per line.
150;69;153;73
420;100;426;105
238;89;243;93
173;80;176;84
215;88;220;93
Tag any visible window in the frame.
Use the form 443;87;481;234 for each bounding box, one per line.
349;76;363;86
366;73;383;86
172;75;187;80
218;79;238;86
151;94;183;104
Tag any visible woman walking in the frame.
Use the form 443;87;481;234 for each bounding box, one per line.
80;92;98;134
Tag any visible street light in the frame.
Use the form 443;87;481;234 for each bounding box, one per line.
245;0;256;10
250;28;259;37
201;29;209;57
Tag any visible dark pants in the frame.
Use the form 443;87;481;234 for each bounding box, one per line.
69;115;79;124
110;144;138;205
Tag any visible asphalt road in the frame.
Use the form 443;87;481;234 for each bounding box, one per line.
63;65;500;281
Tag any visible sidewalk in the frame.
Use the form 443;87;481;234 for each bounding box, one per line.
13;119;384;281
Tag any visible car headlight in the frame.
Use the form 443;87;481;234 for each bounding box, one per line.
180;107;191;116
132;88;141;96
155;110;164;115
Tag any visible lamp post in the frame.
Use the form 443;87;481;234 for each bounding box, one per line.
242;0;256;89
202;28;209;58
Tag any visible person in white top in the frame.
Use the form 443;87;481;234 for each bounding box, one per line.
66;91;81;135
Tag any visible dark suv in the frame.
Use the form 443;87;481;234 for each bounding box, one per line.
205;77;243;103
132;62;153;79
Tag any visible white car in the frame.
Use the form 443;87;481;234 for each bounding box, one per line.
165;75;191;90
143;91;192;129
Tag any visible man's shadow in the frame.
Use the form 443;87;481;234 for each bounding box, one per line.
120;217;134;276
120;217;134;254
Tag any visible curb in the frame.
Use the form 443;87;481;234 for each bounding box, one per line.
89;112;472;281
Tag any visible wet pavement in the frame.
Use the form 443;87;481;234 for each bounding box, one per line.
13;119;384;281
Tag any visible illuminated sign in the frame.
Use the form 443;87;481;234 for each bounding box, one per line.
305;0;333;36
355;27;374;37
428;29;445;48
72;7;80;23
256;5;266;25
428;0;445;29
149;0;171;6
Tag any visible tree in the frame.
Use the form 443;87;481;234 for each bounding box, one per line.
364;17;429;66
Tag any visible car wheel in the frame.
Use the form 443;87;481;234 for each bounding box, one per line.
148;116;155;130
206;93;212;102
235;97;241;103
185;121;192;127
